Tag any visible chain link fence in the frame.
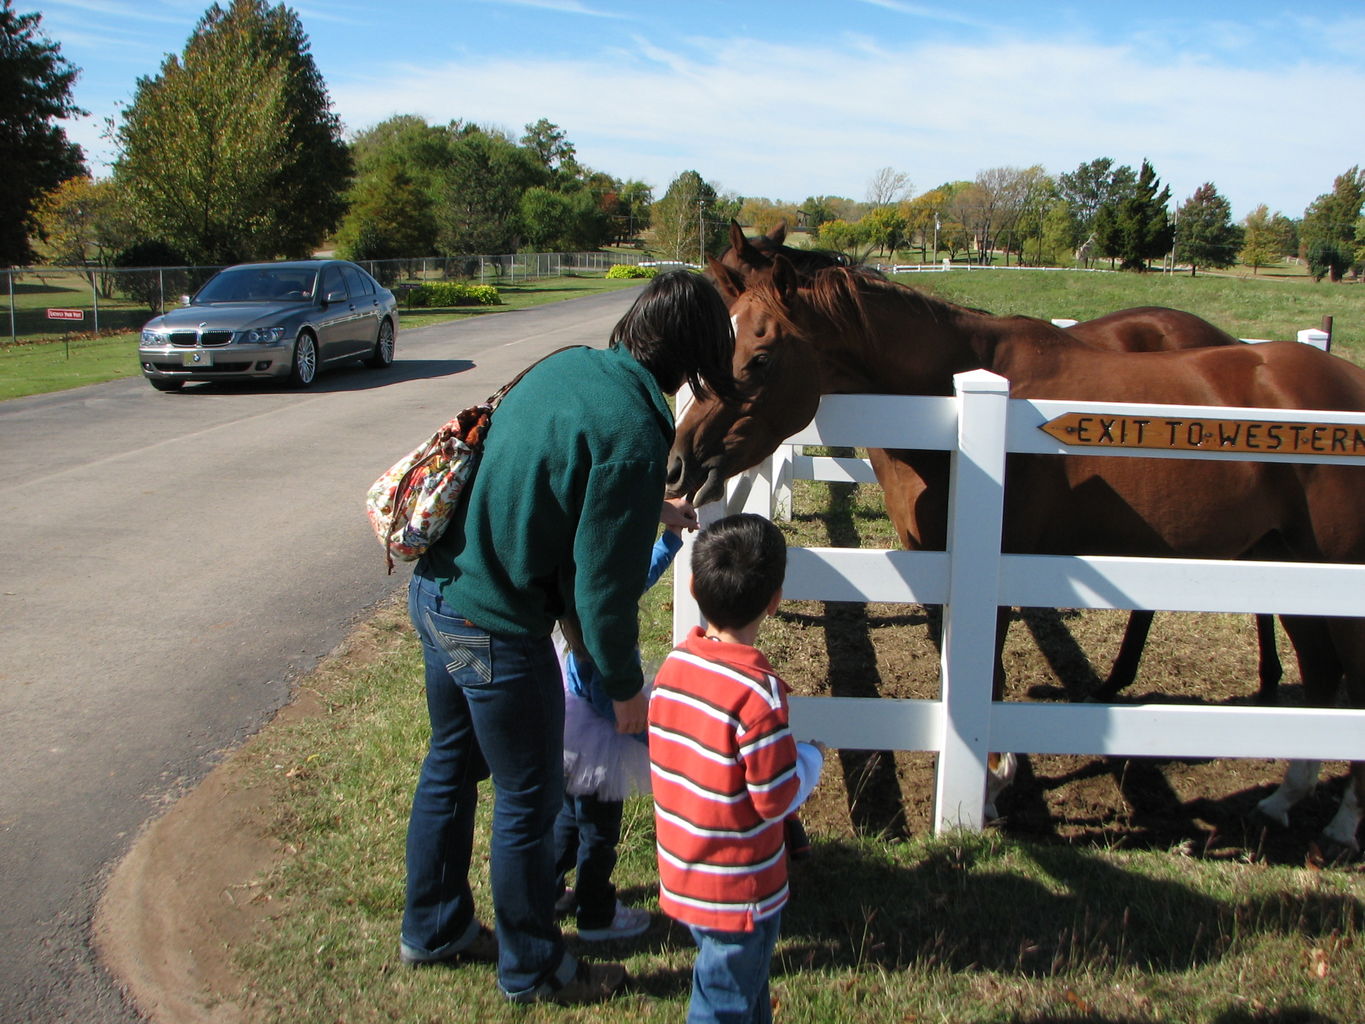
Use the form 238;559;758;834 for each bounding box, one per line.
2;250;654;346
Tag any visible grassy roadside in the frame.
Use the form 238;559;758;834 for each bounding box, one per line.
230;470;1365;1024
0;274;646;402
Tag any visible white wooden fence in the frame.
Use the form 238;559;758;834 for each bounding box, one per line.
670;373;1365;835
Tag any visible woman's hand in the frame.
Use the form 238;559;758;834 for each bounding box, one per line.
612;692;648;735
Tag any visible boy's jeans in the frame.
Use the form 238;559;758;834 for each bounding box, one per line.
403;571;575;1000
686;912;782;1024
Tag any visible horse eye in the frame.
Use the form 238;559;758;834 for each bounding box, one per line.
747;352;770;374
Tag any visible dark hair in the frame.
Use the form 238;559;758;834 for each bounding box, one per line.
690;513;787;630
610;270;739;402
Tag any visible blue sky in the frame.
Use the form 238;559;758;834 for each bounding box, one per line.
38;0;1365;220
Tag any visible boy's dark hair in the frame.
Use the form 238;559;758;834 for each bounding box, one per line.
691;513;787;630
610;270;739;402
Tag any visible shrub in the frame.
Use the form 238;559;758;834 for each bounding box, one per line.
406;281;501;307
606;263;658;279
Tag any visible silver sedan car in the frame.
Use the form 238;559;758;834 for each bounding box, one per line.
138;259;398;391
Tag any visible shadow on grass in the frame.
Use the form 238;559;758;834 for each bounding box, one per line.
613;837;1358;1019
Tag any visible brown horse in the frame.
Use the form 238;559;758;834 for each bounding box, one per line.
711;225;1282;702
670;256;1365;854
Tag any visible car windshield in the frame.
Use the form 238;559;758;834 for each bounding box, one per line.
194;267;317;304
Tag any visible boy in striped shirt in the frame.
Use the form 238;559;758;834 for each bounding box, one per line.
648;513;824;1024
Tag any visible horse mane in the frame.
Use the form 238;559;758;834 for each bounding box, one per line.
750;264;964;345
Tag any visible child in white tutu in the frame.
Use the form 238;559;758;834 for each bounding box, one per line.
552;499;692;941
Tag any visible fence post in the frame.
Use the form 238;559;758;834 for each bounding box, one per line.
934;369;1010;833
772;445;794;521
7;269;15;344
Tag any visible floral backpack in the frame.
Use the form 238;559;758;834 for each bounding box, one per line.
365;348;577;573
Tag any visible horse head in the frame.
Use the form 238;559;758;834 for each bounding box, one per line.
667;255;827;505
710;220;852;309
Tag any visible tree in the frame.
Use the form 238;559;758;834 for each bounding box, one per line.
113;0;350;264
1239;205;1281;274
436;123;544;256
1109;159;1173;271
862;205;906;257
616;178;652;243
518;184;608;252
1058;158;1136;263
1301;167;1364;282
1;1;86;266
1174;182;1240;276
866;167;912;208
334;163;436;265
520;118;580;186
814;218;872;261
650;170;726;262
31;176;129;269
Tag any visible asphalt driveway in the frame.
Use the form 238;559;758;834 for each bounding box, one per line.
0;285;642;1023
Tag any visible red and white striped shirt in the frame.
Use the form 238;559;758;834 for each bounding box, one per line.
648;626;800;932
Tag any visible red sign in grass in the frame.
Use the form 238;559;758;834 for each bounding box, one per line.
46;308;85;321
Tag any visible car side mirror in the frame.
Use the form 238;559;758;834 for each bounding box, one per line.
180;295;191;306
324;289;346;305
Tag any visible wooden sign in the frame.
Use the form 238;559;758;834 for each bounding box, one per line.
1040;412;1365;456
46;308;84;321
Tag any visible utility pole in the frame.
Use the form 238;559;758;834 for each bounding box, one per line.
698;200;705;266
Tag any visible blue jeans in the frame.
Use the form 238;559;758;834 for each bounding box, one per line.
553;792;623;929
687;912;782;1024
402;571;575;1000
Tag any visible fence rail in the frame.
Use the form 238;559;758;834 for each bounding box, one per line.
670;377;1365;834
1;250;654;346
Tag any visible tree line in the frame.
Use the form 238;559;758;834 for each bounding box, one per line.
4;0;1363;285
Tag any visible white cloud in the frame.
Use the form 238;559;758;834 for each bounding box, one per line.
327;29;1363;216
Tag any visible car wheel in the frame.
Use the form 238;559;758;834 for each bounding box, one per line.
148;378;184;392
289;332;318;388
367;318;395;368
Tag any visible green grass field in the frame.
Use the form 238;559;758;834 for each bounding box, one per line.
227;489;1365;1024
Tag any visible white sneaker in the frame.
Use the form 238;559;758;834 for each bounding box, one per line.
577;901;651;941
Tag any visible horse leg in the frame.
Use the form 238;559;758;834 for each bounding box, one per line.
1092;609;1156;700
1254;615;1342;832
984;606;1015;820
1317;618;1365;854
1254;613;1282;704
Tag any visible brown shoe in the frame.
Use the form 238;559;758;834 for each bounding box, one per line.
399;925;498;967
546;961;628;1004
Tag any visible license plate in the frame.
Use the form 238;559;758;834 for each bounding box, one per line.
182;350;213;367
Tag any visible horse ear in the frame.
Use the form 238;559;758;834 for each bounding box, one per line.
770;253;799;300
708;257;747;301
729;219;746;253
767;220;787;245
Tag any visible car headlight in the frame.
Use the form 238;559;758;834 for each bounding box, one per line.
242;326;287;345
141;329;163;346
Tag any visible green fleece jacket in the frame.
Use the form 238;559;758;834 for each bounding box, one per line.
420;344;674;700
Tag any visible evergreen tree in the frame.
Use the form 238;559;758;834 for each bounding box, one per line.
1112;160;1173;271
1301;167;1364;282
1174;182;1240;276
0;1;86;266
1057;157;1136;256
113;0;349;264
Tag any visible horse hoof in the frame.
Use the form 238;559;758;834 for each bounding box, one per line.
1251;799;1290;831
1310;836;1361;866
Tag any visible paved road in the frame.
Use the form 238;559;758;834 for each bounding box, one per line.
0;286;641;1023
